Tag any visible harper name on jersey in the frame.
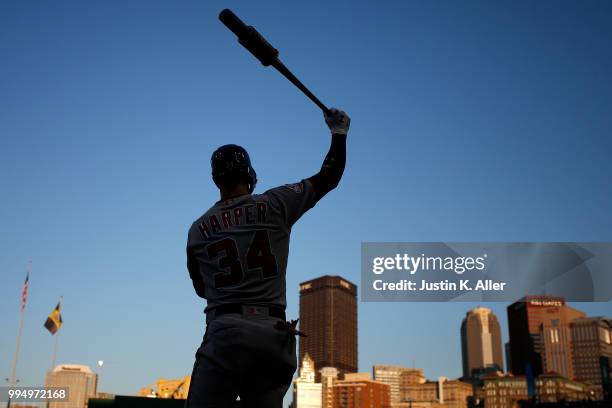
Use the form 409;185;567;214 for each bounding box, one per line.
197;202;268;239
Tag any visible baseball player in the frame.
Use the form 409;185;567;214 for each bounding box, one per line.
185;108;350;407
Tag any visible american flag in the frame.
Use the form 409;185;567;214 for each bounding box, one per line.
21;272;29;311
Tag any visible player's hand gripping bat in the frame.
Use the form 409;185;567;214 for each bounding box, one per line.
219;9;330;114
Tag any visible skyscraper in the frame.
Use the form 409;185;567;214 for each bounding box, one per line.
299;275;358;380
507;296;585;377
44;364;98;408
460;307;503;379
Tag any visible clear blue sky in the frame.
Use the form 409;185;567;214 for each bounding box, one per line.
1;0;611;403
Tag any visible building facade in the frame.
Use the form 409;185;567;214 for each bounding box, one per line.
400;377;472;408
461;307;504;379
540;319;575;379
507;296;585;376
536;373;597;403
481;373;597;408
570;316;612;399
292;354;323;408
332;373;391;408
373;365;426;405
481;374;529;408
45;364;98;408
139;376;191;399
299;275;358;380
321;367;340;408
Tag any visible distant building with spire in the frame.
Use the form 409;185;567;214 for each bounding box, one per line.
291;353;322;408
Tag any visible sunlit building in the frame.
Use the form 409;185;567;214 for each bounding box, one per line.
400;377;472;408
299;276;358;381
332;373;390;408
460;307;503;379
139;376;191;399
44;364;98;408
292;353;323;408
321;367;339;408
374;365;425;405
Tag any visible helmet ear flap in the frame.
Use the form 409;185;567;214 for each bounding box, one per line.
247;167;257;193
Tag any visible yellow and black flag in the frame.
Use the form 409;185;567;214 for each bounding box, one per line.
44;302;62;335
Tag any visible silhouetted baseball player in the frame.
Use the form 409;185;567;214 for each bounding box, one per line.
185;108;350;407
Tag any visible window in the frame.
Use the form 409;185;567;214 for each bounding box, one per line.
601;327;611;344
550;328;560;343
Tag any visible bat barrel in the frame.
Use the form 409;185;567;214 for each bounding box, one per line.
219;9;278;66
219;9;248;38
219;9;329;113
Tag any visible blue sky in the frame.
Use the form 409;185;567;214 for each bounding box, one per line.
1;0;611;403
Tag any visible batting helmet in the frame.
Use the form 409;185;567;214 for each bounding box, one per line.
211;144;257;194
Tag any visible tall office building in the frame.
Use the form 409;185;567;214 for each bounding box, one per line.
460;307;503;379
507;296;584;376
292;354;323;408
44;364;98;408
571;316;612;399
299;275;358;380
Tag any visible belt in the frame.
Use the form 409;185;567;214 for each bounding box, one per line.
210;303;286;320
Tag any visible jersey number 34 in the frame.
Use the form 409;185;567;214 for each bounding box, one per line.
206;229;278;288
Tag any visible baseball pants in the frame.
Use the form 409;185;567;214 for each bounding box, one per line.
185;313;297;408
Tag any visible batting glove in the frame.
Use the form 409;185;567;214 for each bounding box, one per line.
324;108;351;135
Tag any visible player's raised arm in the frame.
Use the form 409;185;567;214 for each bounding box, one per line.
307;108;351;201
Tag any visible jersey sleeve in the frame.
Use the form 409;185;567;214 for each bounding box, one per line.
186;227;200;281
264;179;318;228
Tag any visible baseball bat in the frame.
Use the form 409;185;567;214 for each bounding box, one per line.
218;9;330;114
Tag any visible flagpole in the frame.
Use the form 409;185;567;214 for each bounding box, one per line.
8;261;31;408
50;296;63;371
6;305;23;408
50;330;60;371
44;296;62;408
45;330;59;408
9;307;25;387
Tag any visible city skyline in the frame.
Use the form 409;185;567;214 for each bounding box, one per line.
2;0;612;404
7;283;609;408
2;264;612;396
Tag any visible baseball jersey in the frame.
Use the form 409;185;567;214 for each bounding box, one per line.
187;180;317;312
